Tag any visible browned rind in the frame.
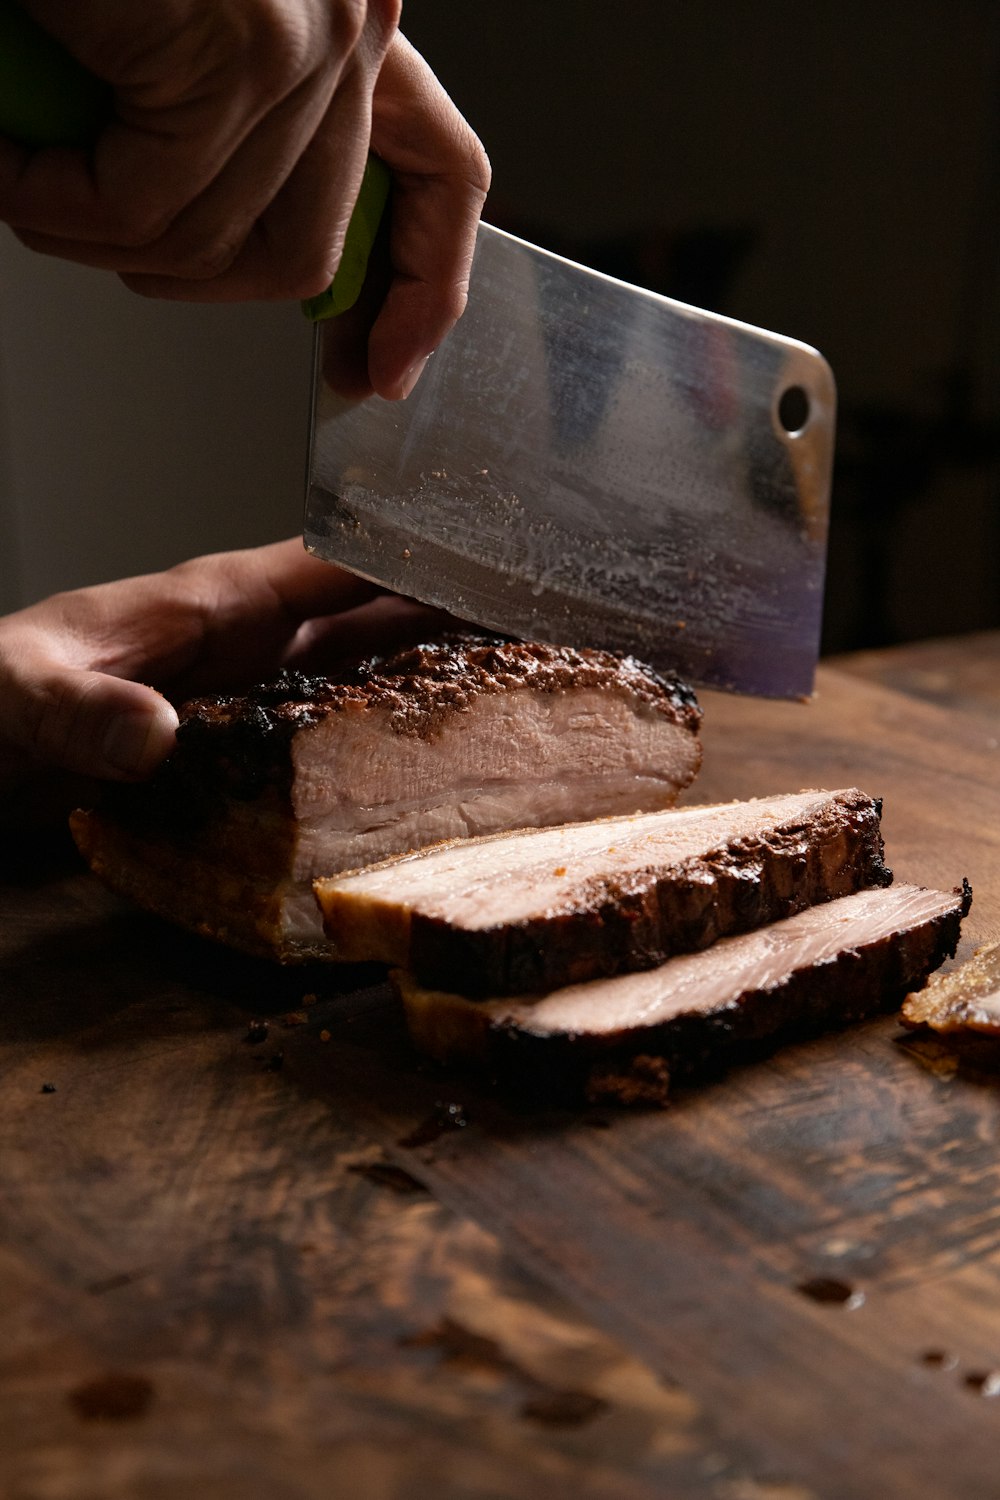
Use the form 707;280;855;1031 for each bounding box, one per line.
318;788;893;996
70;635;702;962
902;935;1000;1038
396;883;969;1107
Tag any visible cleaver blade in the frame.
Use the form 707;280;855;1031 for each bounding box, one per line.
304;221;835;698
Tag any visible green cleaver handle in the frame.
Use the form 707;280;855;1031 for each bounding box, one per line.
0;0;388;319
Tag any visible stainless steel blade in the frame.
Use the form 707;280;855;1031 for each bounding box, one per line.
305;222;835;697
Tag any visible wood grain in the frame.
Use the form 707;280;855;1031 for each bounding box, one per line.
0;841;738;1500
4;656;1000;1498
830;630;1000;718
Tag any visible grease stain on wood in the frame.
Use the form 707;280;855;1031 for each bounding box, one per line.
348;1158;429;1195
68;1373;155;1421
401;1316;609;1428
796;1278;866;1309
399;1101;470;1147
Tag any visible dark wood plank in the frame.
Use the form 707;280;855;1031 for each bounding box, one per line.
4;657;1000;1498
0;841;740;1500
272;663;1000;1499
829;630;1000;717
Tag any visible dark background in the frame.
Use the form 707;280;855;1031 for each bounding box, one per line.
406;0;1000;653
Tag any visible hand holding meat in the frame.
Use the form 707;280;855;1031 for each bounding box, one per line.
0;4;490;398
0;538;442;818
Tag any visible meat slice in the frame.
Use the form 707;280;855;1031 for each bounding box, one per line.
315;788;892;995
70;636;701;962
901;941;1000;1036
396;883;971;1105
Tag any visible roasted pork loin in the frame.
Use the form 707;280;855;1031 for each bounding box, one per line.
902;940;1000;1037
70;636;702;961
315;788;892;995
397;882;971;1104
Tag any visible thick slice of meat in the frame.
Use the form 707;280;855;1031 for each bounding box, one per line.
70;636;701;962
396;882;971;1105
315;788;892;996
901;941;1000;1036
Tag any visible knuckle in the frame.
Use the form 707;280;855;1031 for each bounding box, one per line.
469;137;493;197
23;673;84;765
284;254;341;302
328;0;369;55
146;229;243;283
184;233;243;280
106;199;176;252
453;126;492;198
368;0;402;40
439;278;471;329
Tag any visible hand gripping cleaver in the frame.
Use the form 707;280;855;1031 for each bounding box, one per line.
304;187;836;699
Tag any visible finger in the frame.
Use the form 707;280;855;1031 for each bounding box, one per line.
0;0;367;250
285;594;458;672
148;540;386;693
12;66;364;297
17;541;380;690
117;66;374;301
367;36;490;399
0;654;179;780
184;538;383;633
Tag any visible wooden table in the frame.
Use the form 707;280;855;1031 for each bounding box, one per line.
3;634;1000;1500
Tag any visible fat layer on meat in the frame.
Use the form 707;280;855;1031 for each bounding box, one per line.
397;882;971;1104
70;637;702;961
315;788;892;995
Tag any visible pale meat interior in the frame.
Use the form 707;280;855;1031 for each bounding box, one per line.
281;687;699;945
315;787;852;930
446;885;959;1037
292;686;700;878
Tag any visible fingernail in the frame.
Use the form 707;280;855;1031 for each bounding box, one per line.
101;706;171;778
398;355;430;399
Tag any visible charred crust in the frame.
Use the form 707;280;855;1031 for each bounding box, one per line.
94;636;699;834
407;789;893;997
178;634;701;743
482;896;967;1107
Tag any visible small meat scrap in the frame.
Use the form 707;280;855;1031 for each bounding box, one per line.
396;883;970;1105
70;636;701;963
902;940;1000;1036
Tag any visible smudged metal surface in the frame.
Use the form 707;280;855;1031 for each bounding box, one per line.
306;223;836;698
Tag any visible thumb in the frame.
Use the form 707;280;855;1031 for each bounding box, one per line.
7;663;179;781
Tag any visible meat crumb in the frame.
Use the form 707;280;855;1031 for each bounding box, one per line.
40;1083;57;1094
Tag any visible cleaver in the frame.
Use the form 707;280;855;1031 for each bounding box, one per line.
305;190;836;699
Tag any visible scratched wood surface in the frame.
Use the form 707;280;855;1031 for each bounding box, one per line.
3;646;1000;1500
